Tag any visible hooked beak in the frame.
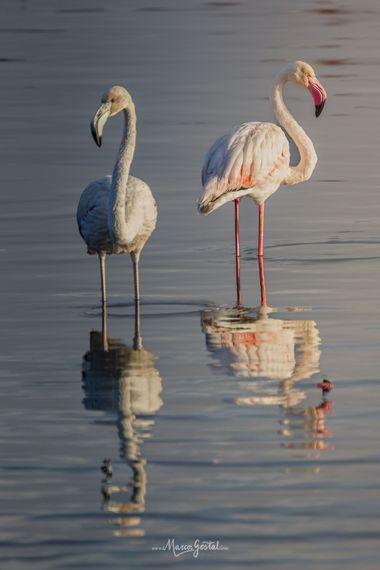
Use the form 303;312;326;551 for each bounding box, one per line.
91;102;111;147
308;76;327;117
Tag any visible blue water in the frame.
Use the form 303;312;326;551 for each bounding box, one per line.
1;0;379;568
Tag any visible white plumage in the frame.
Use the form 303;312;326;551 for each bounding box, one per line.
77;175;156;256
77;86;157;310
201;122;290;213
198;61;327;271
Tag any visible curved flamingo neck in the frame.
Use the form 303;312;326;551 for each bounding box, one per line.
271;73;317;185
108;102;137;246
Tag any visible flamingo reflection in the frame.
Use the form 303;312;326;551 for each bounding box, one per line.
201;257;333;455
279;392;334;453
81;304;162;537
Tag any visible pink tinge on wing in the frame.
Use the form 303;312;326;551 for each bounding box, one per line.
308;77;327;106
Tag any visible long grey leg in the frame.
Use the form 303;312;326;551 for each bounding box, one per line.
131;252;142;350
98;253;108;351
99;253;107;306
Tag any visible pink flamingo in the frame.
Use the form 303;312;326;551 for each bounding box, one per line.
198;61;327;306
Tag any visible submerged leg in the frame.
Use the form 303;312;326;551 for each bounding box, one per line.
99;254;108;350
258;255;267;308
131;252;142;350
258;202;265;258
101;302;109;352
234;199;242;307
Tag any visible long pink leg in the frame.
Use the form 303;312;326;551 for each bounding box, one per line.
234;199;242;307
258;255;267;307
258;202;265;257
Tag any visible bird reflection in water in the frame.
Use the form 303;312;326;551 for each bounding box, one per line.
201;257;334;457
81;303;162;537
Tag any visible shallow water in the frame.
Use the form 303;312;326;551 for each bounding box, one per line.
1;0;380;568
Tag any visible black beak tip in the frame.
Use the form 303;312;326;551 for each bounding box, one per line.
198;202;213;216
315;100;326;118
90;122;102;147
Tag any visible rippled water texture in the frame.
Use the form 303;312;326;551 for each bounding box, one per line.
1;0;380;568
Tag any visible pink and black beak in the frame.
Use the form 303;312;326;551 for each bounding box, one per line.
308;76;327;117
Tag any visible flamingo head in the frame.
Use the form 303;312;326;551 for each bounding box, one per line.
285;61;327;117
91;86;133;147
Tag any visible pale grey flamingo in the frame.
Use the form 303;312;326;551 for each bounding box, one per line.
77;86;157;313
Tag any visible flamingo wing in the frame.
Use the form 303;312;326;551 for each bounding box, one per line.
77;176;113;254
199;122;290;213
122;176;158;254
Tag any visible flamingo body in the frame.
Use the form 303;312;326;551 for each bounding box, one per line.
77;175;157;256
200;122;290;213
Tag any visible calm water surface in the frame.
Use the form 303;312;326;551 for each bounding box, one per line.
1;0;380;568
